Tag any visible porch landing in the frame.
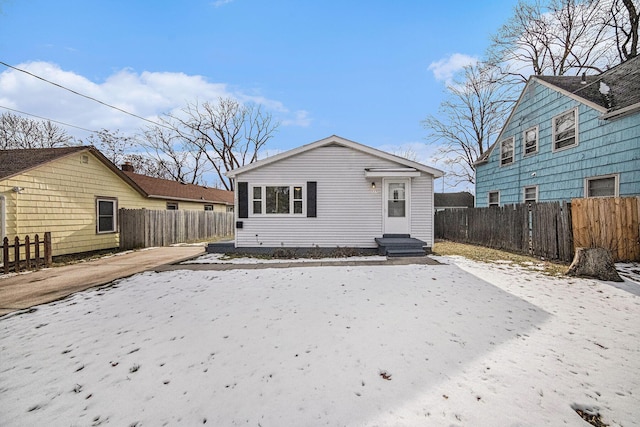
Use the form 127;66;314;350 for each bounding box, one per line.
374;234;429;257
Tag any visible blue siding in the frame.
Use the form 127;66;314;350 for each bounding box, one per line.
475;80;640;207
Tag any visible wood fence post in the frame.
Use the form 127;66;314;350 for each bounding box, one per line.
2;237;8;274
25;235;31;270
34;234;41;269
14;236;20;273
44;232;52;267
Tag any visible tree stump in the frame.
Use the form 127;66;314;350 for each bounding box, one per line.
566;247;623;282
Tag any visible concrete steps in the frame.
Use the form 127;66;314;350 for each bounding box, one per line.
374;234;427;257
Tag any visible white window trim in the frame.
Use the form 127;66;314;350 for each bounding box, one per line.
500;137;515;166
488;191;500;207
96;197;117;234
552;107;579;152
522;126;539;157
523;185;539;203
584;174;619;198
249;184;306;216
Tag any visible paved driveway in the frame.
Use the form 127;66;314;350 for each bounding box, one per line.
0;246;205;316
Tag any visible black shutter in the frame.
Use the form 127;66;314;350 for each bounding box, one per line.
238;182;248;218
307;181;317;217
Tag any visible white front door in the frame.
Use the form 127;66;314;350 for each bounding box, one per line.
383;179;410;235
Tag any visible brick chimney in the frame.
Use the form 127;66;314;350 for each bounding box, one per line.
121;161;134;172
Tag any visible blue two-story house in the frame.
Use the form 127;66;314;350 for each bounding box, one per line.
475;56;640;207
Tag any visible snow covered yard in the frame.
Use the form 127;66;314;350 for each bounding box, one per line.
0;257;638;426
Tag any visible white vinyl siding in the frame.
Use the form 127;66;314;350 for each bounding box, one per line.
235;144;435;248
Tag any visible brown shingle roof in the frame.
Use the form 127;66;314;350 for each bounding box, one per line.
123;171;234;205
0;146;88;180
0;146;233;205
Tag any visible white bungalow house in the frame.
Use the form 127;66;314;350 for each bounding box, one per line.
218;135;444;256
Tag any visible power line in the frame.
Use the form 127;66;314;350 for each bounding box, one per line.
0;60;172;130
0;104;97;133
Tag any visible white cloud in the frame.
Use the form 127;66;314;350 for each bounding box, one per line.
0;61;307;140
281;110;311;127
428;53;478;85
212;0;235;7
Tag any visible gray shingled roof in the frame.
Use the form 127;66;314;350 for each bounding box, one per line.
537;55;640;113
434;192;475;208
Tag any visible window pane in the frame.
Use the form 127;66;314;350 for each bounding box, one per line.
555;111;576;148
99;216;114;231
388;201;405;217
501;138;514;164
293;186;302;199
99;200;113;215
489;192;499;206
588;178;615;197
524;129;537;154
294;200;303;214
253;201;262;213
253;187;262;199
266;186;290;214
524;187;537;202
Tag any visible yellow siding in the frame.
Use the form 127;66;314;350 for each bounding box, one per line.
0;151;226;256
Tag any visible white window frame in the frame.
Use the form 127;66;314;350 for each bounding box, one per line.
250;184;306;216
552;108;578;151
166;202;179;210
523;126;539;157
204;204;214;211
500;137;515;166
488;191;500;207
96;197;117;234
584;174;619;198
523;185;538;203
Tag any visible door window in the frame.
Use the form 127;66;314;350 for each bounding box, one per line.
388;183;406;217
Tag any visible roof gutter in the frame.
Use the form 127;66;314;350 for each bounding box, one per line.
601;102;640;120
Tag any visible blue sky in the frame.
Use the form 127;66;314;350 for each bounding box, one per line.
0;0;517;190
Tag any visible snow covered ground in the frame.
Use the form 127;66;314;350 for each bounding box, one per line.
0;256;638;426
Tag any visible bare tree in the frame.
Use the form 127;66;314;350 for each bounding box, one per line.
164;97;279;191
607;0;639;61
423;63;514;186
489;0;617;82
139;124;210;184
85;128;173;179
0;112;75;149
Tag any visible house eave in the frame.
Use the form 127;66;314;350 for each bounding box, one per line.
225;135;444;179
364;168;422;177
147;195;232;205
601;102;640;120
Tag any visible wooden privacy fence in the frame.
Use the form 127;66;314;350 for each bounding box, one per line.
571;197;640;262
2;232;52;274
119;209;234;250
435;201;574;262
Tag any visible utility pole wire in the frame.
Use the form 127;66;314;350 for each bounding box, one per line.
0;104;97;134
0;61;172;130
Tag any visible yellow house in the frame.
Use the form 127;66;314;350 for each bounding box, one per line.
0;146;234;256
